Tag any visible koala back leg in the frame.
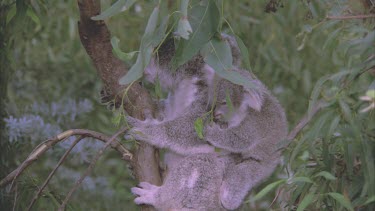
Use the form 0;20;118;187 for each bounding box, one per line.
132;154;226;211
220;158;279;210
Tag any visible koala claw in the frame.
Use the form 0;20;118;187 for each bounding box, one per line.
126;116;142;127
131;182;159;205
125;128;149;141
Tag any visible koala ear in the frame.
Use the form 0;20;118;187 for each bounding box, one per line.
243;88;264;112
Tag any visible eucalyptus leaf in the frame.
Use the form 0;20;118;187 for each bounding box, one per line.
362;196;375;206
202;38;257;90
296;192;315;211
194;117;204;139
235;35;251;70
175;0;192;39
172;0;220;68
111;37;137;63
92;0;136;20
290;176;314;184
119;6;160;85
249;179;286;202
314;171;336;180
327;192;354;211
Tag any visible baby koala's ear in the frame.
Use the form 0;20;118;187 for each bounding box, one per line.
243;86;265;112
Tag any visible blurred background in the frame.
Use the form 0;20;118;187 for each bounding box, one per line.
1;0;374;210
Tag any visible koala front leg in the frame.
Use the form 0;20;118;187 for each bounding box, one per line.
126;115;215;156
131;182;160;206
220;159;278;210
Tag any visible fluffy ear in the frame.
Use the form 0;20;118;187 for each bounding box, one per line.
243;89;264;112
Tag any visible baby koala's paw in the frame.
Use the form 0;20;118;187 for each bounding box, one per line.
124;127;149;141
131;182;160;205
219;181;243;210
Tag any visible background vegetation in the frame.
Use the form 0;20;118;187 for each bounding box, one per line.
0;0;374;210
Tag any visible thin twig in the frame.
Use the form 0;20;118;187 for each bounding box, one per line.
58;127;128;211
287;100;326;141
27;136;84;211
12;183;18;211
269;186;282;208
0;129;132;188
327;14;375;20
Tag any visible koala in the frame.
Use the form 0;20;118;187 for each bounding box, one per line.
128;35;288;210
126;39;216;155
203;65;288;209
132;153;232;211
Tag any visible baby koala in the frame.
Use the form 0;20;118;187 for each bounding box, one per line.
126;39;215;155
131;153;230;211
204;66;288;209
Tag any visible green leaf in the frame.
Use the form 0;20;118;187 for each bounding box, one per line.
308;70;351;118
225;89;234;115
175;0;192;39
119;6;160;85
296;192;315;211
235;35;251;70
202;38;257;90
111;37;137;62
172;0;220;68
26;8;40;26
314;171;337;180
339;99;352;123
250;179;286;202
362;196;375;206
92;0;136;20
290;176;314;184
194;117;204;139
307;74;329;119
327;192;354;211
323;28;341;50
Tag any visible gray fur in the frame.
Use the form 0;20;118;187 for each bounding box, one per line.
132;153;228;211
128;35;288;210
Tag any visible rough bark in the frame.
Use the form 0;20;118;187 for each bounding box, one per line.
77;1;161;210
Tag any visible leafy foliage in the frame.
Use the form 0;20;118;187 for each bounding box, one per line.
1;0;374;210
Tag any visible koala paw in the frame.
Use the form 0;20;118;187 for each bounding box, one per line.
126;116;142;127
125;128;149;141
220;182;242;210
131;182;159;205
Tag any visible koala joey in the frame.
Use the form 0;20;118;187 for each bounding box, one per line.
204;65;288;209
126;39;216;155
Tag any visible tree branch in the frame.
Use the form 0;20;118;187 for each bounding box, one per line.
76;1;161;210
0;129;132;188
27;136;84;211
58;127;128;211
287;100;326;141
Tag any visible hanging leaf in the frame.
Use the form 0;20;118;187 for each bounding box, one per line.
202;38;257;90
327;192;354;211
111;37;137;63
172;0;220;69
235;35;251;70
362;196;375;206
290;176;314;184
249;179;286;202
296;192;315;211
314;171;336;180
92;0;137;20
119;6;160;85
175;0;193;39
